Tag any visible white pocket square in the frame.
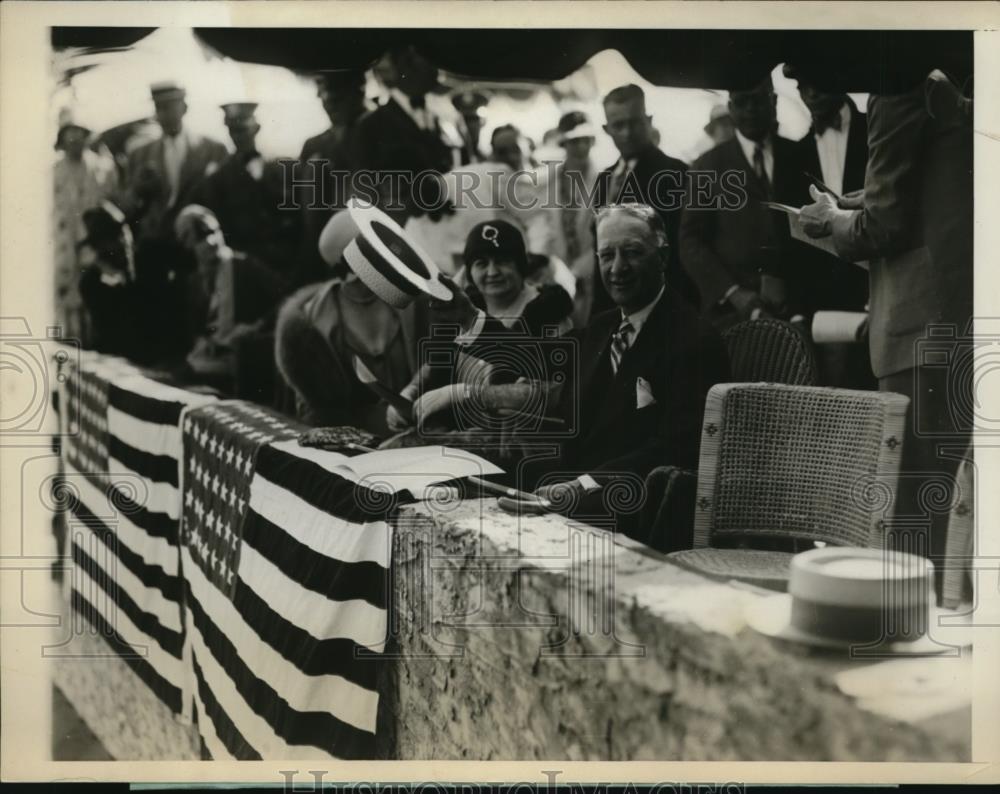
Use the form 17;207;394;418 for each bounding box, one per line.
636;376;657;408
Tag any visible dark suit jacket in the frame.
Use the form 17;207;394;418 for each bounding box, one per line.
295;122;365;286
125;131;229;243
830;81;973;378
592;146;696;308
356;98;454;179
679;134;801;313
193;154;300;276
790;98;870;315
553;287;730;483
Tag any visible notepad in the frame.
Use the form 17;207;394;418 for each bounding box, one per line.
763;201;868;269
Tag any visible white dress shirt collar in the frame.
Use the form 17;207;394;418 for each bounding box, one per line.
622;284;665;339
734;128;774;182
813;102;852;196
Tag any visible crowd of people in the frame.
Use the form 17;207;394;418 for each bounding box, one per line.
52;45;973;583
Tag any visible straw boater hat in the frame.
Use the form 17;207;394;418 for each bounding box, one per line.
320;198;452;307
745;547;971;654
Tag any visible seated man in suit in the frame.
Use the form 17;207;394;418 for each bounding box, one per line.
679;74;804;330
529;204;730;537
174;204;290;392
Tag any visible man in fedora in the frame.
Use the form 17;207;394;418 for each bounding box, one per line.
124;82;228;261
194;102;298;274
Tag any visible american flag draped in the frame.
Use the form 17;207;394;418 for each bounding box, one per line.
60;356;216;713
180;401;402;760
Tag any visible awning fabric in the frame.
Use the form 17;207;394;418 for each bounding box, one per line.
52;27;973;94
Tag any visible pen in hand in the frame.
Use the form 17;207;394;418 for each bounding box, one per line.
803;171;843;203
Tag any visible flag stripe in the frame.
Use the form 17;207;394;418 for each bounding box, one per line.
249;474;391;565
70;590;183;714
71;522;182;633
108;437;179;487
186;582;374;758
186;555;378;732
68;487;182;604
237;543;387;651
72;540;183;655
108;384;185;427
254;445;377;522
192;654;257;761
104;480;178;544
107;406;183;459
188;618;314;759
241;509;389;609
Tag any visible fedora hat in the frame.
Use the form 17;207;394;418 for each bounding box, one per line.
746;547;971;655
341;198;452;307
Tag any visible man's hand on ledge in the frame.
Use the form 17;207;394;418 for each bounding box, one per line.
534;475;601;510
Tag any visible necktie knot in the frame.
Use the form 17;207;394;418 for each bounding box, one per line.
409;94;426;110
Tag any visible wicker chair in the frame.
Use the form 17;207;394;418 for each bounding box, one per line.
941;451;975;609
664;383;909;590
721;318;819;385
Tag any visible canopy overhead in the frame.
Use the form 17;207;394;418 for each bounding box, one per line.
52;27;972;94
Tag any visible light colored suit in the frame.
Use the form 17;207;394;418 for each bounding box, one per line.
125;129;228;244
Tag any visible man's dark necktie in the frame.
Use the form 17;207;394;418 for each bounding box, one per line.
609;319;633;375
753;144;772;199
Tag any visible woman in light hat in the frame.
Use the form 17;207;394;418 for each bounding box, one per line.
275;210;433;432
53;109;119;344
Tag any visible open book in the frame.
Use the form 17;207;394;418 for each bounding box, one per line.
335;445;504;497
763;202;868;270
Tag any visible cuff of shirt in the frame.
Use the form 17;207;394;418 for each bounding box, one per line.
454;310;487;347
719;284;740;305
576;474;601;493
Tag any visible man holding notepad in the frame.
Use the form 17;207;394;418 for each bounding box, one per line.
797;69;973;593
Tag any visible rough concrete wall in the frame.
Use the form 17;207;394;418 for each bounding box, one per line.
378;500;970;762
52;630;200;760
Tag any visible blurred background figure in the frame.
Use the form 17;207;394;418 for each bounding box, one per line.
77;201;141;358
703;103;735;146
123;81;228;267
53;109;120;344
550;111;599;327
452;89;489;165
174;204;289;392
296;71;368;286
193;102;299;276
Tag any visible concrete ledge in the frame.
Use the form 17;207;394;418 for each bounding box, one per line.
379;499;971;761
